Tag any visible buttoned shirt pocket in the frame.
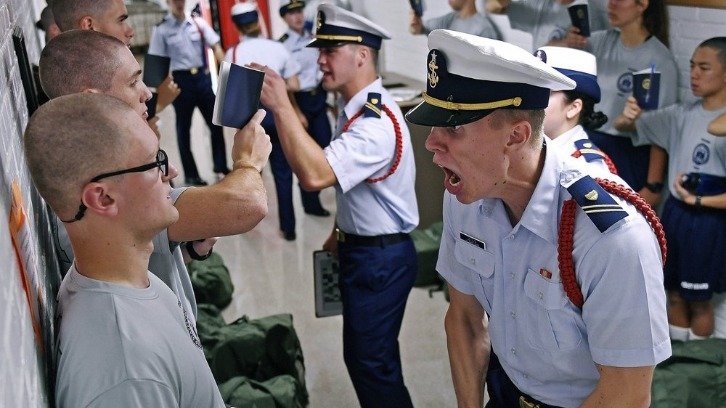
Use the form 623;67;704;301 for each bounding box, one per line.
454;240;495;312
523;270;582;352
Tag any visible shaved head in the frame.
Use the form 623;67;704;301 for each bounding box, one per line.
39;30;126;99
51;0;115;31
23;93;135;217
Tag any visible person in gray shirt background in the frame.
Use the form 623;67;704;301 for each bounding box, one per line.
410;0;501;40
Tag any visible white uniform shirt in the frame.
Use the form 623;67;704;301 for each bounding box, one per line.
325;78;419;235
224;36;300;79
280;29;322;91
437;144;670;407
549;124;613;175
149;14;220;71
635;100;726;198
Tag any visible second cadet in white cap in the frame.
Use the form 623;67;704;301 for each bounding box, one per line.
407;29;669;408
536;46;615;175
252;4;419;408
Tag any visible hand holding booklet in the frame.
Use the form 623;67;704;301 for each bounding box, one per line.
212;61;265;128
567;0;590;37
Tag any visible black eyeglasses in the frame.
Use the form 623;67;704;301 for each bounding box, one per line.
61;149;169;223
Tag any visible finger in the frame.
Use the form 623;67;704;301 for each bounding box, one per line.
249;108;267;126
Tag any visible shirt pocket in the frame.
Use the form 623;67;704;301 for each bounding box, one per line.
454;240;495;311
523;270;582;352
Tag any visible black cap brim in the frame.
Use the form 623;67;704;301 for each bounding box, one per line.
404;100;494;127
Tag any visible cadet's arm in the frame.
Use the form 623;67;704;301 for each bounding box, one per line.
445;285;490;408
168;110;271;242
254;63;337;191
580;365;654;408
212;43;225;66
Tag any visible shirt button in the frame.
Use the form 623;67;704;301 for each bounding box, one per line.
507;235;514;240
509;273;515;279
510;312;516;319
538;292;544;300
511;347;516;355
523;374;529;379
469;257;476;265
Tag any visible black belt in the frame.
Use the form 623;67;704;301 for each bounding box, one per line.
296;87;322;96
172;67;208;76
336;229;409;247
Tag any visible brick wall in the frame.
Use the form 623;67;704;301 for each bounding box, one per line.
0;0;54;406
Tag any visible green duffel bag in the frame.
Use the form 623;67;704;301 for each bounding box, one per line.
188;252;234;309
219;375;305;408
209;317;267;383
196;304;226;360
651;338;726;407
411;221;444;287
250;314;308;405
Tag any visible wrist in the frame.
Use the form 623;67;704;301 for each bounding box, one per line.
695;195;702;207
643;181;664;194
232;160;260;172
186;240;212;261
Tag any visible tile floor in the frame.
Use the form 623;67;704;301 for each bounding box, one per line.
155;104;458;407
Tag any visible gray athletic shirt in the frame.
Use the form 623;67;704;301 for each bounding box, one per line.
634;101;726;198
424;11;501;40
53;187;197;321
588;30;679;137
55;266;224;408
506;0;609;50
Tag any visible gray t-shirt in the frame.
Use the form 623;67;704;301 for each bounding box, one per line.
55;265;224;408
634;101;726;198
507;0;610;50
588;30;679;137
53;187;197;321
424;11;501;40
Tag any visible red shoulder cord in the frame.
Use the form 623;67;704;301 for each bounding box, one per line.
341;104;403;184
558;178;668;309
571;150;619;175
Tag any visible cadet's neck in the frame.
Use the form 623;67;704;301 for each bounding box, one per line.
501;141;546;226
703;87;726;111
458;2;478;19
68;225;155;289
341;69;378;103
619;19;649;48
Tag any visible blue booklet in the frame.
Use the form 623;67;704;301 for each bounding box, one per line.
632;68;660;110
142;54;170;88
409;0;424;17
567;0;590;37
212;61;265;129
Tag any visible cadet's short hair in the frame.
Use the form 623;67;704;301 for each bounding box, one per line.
51;0;115;31
699;37;726;66
39;30;126;99
23;93;131;217
490;109;546;148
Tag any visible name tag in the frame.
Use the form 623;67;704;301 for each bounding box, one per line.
460;232;486;250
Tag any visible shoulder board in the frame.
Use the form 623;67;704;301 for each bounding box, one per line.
363;93;382;118
565;175;628;233
573;139;607;163
278;33;289;43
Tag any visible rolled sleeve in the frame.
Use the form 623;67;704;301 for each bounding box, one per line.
148;26;167;56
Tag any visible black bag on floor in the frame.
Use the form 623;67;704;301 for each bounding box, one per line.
188;252;234;309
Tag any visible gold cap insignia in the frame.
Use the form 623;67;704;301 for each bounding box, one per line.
428;51;440;88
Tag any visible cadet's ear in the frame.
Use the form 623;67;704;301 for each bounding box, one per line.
508;119;532;147
78;15;94;30
81;182;119;219
566;98;583;120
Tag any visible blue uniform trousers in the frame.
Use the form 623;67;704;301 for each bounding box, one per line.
294;87;332;213
338;237;417;408
265;96;329;234
485;352;561;408
588;130;649;191
171;70;227;179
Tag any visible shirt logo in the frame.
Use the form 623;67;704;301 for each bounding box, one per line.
617;72;633;94
692;143;710;165
428;51;440;88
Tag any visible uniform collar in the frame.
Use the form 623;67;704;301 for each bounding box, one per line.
340;78;384;120
517;139;562;246
548;124;583;150
166;12;194;25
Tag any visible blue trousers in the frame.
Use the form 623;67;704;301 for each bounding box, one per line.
265;92;330;233
338;238;417;408
485;352;561;408
588;130;650;191
171;70;227;179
